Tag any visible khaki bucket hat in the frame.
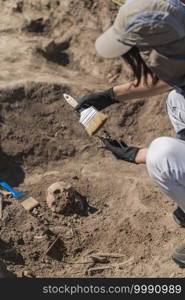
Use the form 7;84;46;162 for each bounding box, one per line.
95;0;185;58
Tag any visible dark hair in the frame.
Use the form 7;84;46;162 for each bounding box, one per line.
122;46;158;86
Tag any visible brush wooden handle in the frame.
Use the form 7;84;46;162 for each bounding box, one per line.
85;111;108;136
63;93;108;136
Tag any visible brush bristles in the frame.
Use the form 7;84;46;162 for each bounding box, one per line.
85;112;108;136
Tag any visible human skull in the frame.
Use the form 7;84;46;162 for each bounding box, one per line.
46;181;86;215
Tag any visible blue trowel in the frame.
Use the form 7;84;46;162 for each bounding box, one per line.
0;181;24;199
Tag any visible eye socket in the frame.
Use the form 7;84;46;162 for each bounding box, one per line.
53;189;61;195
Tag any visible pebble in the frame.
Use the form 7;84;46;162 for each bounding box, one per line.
23;270;34;278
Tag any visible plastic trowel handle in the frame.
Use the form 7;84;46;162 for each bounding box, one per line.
0;181;24;199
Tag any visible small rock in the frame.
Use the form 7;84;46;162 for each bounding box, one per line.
23;270;34;278
21;197;39;211
12;1;23;13
32;208;38;215
0;190;11;198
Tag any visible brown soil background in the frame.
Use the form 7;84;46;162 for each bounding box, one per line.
0;0;184;278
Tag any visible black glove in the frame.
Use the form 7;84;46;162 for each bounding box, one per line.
75;88;118;116
100;137;140;163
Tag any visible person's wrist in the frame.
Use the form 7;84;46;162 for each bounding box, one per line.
113;83;134;101
135;148;147;164
112;86;121;101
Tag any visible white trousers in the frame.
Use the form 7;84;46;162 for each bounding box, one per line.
146;90;185;212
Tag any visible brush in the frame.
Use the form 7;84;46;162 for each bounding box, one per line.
63;94;108;136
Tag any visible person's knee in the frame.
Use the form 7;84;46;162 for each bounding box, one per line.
166;89;185;109
166;90;178;108
146;137;177;173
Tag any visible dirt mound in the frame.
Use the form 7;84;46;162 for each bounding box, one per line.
0;0;184;278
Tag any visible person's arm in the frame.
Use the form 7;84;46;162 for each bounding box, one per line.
113;78;173;102
75;77;173;114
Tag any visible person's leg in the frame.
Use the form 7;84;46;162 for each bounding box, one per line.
166;89;185;139
135;89;185;164
142;91;185;267
146;136;185;213
133;89;185;213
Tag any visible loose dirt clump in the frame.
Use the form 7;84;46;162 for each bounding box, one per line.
37;39;70;66
23;18;50;35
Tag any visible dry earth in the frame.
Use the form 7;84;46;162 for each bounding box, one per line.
0;0;184;278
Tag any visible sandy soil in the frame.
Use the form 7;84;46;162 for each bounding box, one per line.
0;0;185;278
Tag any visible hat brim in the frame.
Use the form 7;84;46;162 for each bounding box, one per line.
95;26;131;59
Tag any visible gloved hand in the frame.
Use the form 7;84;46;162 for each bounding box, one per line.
100;137;140;163
75;88;118;116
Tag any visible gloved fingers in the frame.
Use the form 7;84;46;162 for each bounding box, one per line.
97;136;108;145
98;136;123;147
75;96;90;114
118;140;128;148
111;139;123;147
97;136;111;149
77;93;98;108
97;137;119;151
